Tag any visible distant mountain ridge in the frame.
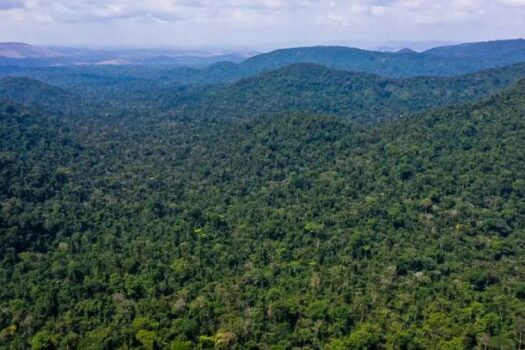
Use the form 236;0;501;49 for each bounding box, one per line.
171;38;525;83
238;45;443;76
0;42;255;67
0;42;63;59
141;39;525;85
235;39;525;77
2;39;525;79
425;38;525;63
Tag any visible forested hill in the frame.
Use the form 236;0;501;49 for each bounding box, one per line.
166;62;525;123
0;77;79;114
237;45;469;77
425;39;525;65
1;73;525;348
216;39;525;79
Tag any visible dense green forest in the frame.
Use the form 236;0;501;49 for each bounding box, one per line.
3;62;525;125
1;39;525;349
1;44;525;349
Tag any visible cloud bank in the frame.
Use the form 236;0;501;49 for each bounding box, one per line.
0;0;523;47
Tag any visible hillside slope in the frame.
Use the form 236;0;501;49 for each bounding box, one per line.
0;77;78;113
168;62;525;123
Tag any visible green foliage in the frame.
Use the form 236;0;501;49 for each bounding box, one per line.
30;330;56;350
1;65;525;350
136;329;158;350
346;323;383;349
170;340;193;350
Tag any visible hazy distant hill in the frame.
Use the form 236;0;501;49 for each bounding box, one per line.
237;46;464;77
0;42;62;59
157;38;525;83
425;39;525;65
0;42;254;67
236;39;525;77
2;39;525;80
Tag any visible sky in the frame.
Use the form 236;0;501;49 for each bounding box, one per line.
0;0;525;49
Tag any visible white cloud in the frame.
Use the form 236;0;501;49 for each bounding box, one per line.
500;0;525;6
0;0;523;47
310;0;487;26
4;0;322;22
0;0;487;23
0;0;495;25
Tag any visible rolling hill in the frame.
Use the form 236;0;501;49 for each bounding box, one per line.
3;56;525;125
164;62;525;123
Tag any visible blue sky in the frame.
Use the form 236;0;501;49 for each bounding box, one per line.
0;0;524;49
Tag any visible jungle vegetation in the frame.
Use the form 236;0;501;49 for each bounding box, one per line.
1;42;525;349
